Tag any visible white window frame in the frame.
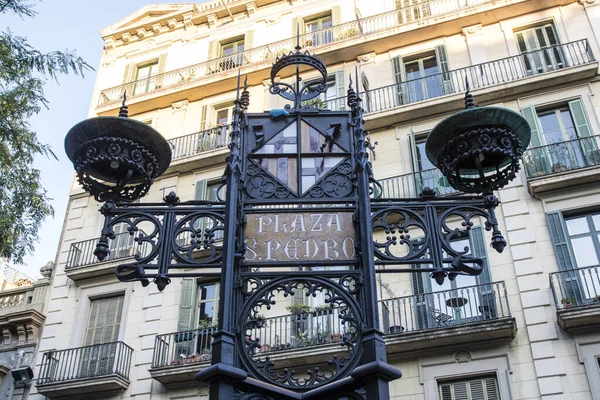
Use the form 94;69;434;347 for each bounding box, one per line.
421;354;512;400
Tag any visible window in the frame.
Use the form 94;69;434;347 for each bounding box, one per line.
220;38;245;71
197;282;219;327
515;23;564;75
410;226;493;330
81;296;124;377
521;99;596;175
391;45;451;107
408;132;456;196
122;54;167;95
304;71;345;111
305;14;333;46
439;376;500;400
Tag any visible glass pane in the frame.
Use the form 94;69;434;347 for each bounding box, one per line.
321;16;332;28
216;109;229;125
566;217;590;235
535;28;548;48
422;57;439;77
237;42;245;53
405;60;422;80
416;141;435;171
571;236;599;267
516;33;527;53
538;111;564;144
222;44;233;56
254;124;298;154
559;110;576;140
306;21;319;32
592;215;600;231
545;25;558;46
202;284;216;300
199;301;214;322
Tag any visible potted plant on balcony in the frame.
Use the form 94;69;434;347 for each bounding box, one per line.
561;296;576;309
313;304;333;316
286;303;312;320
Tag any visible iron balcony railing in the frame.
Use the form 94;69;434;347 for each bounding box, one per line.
522;135;600;178
37;341;133;385
307;40;594;116
378;281;510;334
378;168;459;198
65;231;150;270
363;40;594;114
98;0;493;106
550;265;600;310
152;326;218;368
169;124;232;161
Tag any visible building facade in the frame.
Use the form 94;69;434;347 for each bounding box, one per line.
30;0;600;398
1;261;53;400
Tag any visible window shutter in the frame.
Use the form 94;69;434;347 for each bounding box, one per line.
470;226;490;283
335;70;345;110
122;63;137;84
195;179;208;200
178;278;197;331
452;381;469;399
245;30;255;50
434;45;453;94
521;104;550;175
439;383;452;400
199;105;208;131
155;53;168;88
411;266;430;329
207;40;219;60
483;376;500;400
520;105;543;147
409;129;423;196
546;211;577;271
332;6;341;26
569;98;592;138
392;56;405;105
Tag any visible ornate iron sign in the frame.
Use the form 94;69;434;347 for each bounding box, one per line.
244;211;356;262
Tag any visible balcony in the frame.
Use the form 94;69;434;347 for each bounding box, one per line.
98;0;573;114
149;326;217;385
550;265;600;332
65;232;151;281
36;341;133;398
166;124;232;174
379;281;515;356
523;135;600;196
378;168;459;198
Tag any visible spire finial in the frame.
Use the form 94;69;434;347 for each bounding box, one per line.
347;73;357;108
464;77;475;109
118;91;128;118
295;23;301;52
240;75;250;111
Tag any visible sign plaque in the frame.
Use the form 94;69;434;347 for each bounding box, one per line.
244;212;356;263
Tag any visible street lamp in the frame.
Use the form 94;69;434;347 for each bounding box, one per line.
64;46;529;399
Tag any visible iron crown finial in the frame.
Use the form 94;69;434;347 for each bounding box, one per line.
464;78;475;109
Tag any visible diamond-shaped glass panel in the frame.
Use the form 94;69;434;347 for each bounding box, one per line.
300;121;344;154
254;123;297;154
255;157;298;194
301;156;346;194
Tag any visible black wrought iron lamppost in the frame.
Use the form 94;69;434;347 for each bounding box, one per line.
64;45;530;399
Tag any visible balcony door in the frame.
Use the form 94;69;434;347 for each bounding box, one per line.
134;62;158;95
521;99;595;176
515;24;565;75
305;15;333;47
80;296;124;378
220;39;245;71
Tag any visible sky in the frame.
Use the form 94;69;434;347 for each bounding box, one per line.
1;0;198;277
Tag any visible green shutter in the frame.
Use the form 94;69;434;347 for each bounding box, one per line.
178;278;197;331
332;6;341;26
521;105;543;147
335;70;345;110
245;30;255;49
392;56;405;105
568;98;597;159
411;266;430;329
521;105;550;175
122;64;138;84
546;211;577;270
435;45;452;94
409;129;423;196
195;179;208;200
470;226;490;283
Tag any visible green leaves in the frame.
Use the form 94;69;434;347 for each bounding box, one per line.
0;0;93;263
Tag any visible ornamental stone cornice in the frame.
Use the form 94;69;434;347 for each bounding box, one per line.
172;100;190;110
0;365;9;377
207;13;218;28
462;23;483;36
357;52;376;64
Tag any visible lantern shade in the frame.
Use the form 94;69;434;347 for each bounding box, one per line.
65;116;172;184
426;107;531;174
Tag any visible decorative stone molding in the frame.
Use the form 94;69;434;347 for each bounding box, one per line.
578;0;597;5
246;2;257;16
172;100;190;110
152;23;162;34
16;325;26;344
104;36;116;52
0;365;9;378
264;16;280;25
197;385;210;397
26;324;38;342
357;52;376;64
144;39;157;49
137;28;148;39
122;32;132;44
2;329;11;345
462;24;483;36
183;12;195;29
454;350;472;363
167;18;178;30
207;13;218;28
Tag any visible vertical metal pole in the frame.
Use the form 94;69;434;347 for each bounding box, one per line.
349;69;401;399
